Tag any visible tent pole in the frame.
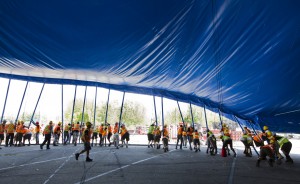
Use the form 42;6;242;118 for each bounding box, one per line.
104;89;110;124
29;83;45;128
93;87;97;127
161;96;164;131
153;96;158;126
177;101;185;126
118;92;126;133
204;105;208;129
233;115;244;133
218;109;223;126
15;81;29;125
81;86;87;127
61;84;64;143
71;85;77;127
0;79;11;124
189;102;194;129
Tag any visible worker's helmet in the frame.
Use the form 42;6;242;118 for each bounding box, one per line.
58;122;61;125
86;122;92;126
269;139;275;144
36;122;39;125
263;126;268;131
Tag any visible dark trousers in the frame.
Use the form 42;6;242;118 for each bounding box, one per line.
41;134;51;148
6;133;14;146
64;131;70;144
176;135;183;149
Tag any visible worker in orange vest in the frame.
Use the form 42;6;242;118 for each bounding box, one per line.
162;125;169;152
53;122;61;146
256;140;276;167
35;122;41;144
5;121;15;147
22;127;32;146
40;121;53;150
0;120;6;148
193;130;201;152
15;121;25;147
107;123;112;146
75;122;93;162
187;125;194;150
120;124;129;148
72;122;80;146
175;125;183;149
109;122;120;148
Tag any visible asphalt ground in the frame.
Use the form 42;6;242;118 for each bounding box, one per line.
0;142;299;184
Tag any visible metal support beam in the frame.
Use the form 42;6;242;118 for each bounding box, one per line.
80;86;87;127
104;89;110;124
218;109;223;126
15;81;29;124
204;105;208;129
153;96;158;126
93;87;98;127
0;79;11;124
29;83;45;127
118;92;126;133
61;84;64;143
71;85;77;126
189;102;194;129
161;96;164;130
177;100;185;126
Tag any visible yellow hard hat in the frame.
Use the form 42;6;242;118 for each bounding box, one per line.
269;139;275;144
58;122;61;125
263;126;268;131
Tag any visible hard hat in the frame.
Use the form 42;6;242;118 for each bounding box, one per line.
86;122;92;126
270;139;275;144
263;126;268;131
58;122;61;125
36;122;39;125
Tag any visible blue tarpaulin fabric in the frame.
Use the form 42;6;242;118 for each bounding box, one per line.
0;0;300;133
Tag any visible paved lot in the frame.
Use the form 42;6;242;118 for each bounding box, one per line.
0;142;299;184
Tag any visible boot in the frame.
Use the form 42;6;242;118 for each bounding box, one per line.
86;157;93;162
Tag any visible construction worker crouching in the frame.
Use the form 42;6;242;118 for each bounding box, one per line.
75;122;93;162
206;129;217;155
256;140;276;167
274;133;293;163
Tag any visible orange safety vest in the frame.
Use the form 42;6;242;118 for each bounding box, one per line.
154;129;161;136
177;127;183;135
54;125;61;134
187;127;194;136
98;126;104;134
6;124;15;134
73;124;80;131
35;125;40;133
108;126;112;133
0;125;4;134
120;127;128;136
193;132;200;139
163;129;169;138
43;125;52;134
16;124;24;133
102;128;107;136
81;128;93;142
182;131;187;136
113;125;118;134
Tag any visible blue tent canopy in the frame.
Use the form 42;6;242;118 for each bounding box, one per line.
1;0;300;133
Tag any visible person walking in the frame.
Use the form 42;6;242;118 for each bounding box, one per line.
175;125;183;149
75;122;93;162
35;122;41;145
40;121;53;150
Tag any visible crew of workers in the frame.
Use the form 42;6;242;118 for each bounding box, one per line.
0;119;295;167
